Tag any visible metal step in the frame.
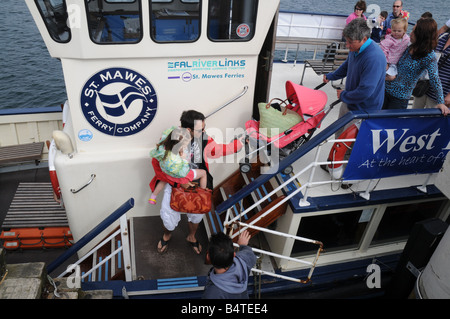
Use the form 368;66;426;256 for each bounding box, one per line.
204;162;287;240
2;182;68;229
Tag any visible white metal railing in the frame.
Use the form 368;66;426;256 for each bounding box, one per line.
220;124;433;283
230;223;323;284
223;195;323;283
277;12;346;40
276;38;336;64
216;131;361;284
275;11;346;64
57;214;132;282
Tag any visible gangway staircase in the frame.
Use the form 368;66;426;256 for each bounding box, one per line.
205;160;289;241
44;159;322;298
0;182;73;250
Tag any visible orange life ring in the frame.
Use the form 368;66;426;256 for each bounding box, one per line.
47;101;69;201
49;169;60;199
327;124;359;179
47;139;61;200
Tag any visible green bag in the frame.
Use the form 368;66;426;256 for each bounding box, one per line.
258;99;303;138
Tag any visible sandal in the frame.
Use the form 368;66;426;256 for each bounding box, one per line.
157;237;169;254
187;239;202;255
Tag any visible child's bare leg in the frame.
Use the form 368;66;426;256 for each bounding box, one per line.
149;181;167;204
193;169;207;189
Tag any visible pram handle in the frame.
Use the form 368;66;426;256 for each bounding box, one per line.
329;99;341;108
314;82;328;90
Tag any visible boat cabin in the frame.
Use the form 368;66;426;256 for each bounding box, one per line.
25;0;279;253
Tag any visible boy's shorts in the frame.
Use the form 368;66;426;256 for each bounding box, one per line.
160;183;203;231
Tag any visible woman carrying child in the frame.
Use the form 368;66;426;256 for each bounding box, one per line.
383;18;449;115
149;110;244;255
148;126;207;205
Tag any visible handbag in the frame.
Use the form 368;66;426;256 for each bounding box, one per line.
412;79;430;97
170;185;212;214
258;98;303;138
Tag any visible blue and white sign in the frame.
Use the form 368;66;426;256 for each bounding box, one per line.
344;117;450;180
78;129;93;142
80;67;157;136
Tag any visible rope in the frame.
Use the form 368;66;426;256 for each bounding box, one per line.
3;233;73;250
0;269;8;286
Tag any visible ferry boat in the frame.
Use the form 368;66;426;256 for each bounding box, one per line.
1;0;449;299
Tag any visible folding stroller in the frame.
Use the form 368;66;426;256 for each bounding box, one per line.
240;81;339;174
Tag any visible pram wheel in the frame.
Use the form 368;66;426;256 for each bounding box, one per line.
281;165;293;175
240;162;252;173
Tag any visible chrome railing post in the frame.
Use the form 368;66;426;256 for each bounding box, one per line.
299;141;325;206
48;198;134;276
119;214;132;281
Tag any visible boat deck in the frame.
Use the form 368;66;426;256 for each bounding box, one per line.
130;215;211;281
1;62;447;296
268;62;440;204
2;182;68;229
0;167;76;275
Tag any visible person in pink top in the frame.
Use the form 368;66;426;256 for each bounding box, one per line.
380;18;410;76
346;1;367;25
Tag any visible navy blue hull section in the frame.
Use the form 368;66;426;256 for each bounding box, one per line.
81;253;399;299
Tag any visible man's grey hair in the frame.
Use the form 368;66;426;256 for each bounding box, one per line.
342;18;371;41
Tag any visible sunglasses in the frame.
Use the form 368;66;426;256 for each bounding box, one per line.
393;5;401;7
355;7;363;11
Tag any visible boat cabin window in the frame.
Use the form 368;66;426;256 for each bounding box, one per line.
35;0;71;43
208;0;258;41
292;210;369;256
85;0;142;44
370;200;444;246
150;0;200;42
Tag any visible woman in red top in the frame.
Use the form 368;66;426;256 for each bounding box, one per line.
150;110;243;254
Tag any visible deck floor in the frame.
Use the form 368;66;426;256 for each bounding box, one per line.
2;182;68;229
131;215;211;280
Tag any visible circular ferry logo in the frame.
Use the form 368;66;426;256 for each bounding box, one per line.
236;24;250;38
80;67;157;137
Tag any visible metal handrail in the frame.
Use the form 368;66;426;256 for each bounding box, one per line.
70;174;96;193
217;108;444;285
56;222;128;282
231;223;323;284
47;198;134;275
205;86;248;119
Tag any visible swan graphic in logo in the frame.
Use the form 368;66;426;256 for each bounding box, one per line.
81;67;157;136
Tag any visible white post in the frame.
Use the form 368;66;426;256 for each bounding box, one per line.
119;214;132;281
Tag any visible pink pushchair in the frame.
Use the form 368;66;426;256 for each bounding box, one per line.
240;81;339;174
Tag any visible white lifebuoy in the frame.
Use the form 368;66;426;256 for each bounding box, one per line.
62;100;69;127
327;124;359;179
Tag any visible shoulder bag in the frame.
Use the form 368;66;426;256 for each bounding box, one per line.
170;185;212;214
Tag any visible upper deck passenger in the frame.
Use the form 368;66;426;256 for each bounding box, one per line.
324;19;386;120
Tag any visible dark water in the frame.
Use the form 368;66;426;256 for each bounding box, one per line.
0;0;66;109
0;0;447;110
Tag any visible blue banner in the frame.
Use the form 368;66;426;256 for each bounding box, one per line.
343;117;450;181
